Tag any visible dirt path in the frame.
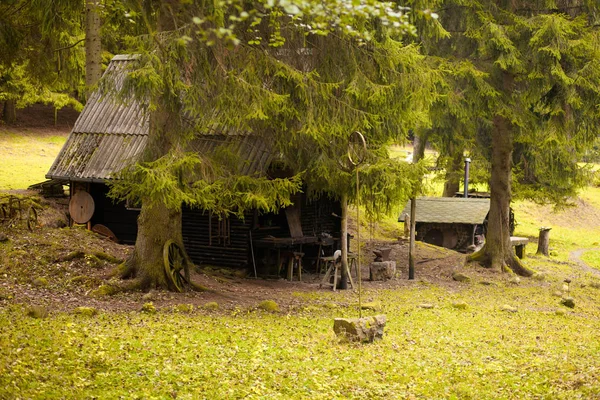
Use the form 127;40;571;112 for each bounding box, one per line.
569;248;600;277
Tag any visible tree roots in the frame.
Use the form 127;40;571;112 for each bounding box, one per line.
467;244;535;277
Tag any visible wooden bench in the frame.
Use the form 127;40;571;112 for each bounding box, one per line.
510;236;529;259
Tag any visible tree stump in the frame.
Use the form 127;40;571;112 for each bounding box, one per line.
536;227;551;256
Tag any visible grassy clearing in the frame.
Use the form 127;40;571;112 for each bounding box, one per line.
513;187;600;264
2;280;600;399
2;134;600;398
0;129;67;190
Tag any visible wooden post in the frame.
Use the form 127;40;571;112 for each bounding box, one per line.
403;214;410;238
340;194;349;290
536;227;551;256
408;197;416;280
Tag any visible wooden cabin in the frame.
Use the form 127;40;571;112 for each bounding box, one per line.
46;55;341;273
399;197;490;251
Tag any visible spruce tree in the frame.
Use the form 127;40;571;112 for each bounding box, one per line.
410;0;600;275
107;0;438;290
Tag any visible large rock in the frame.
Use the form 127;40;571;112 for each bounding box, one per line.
333;315;386;343
370;261;396;281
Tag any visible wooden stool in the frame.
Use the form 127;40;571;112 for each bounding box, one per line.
286;252;304;281
320;257;354;291
348;253;358;278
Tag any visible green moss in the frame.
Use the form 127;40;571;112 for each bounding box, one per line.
452;272;471;283
74;306;99;316
84;254;103;269
141;302;157;314
27;305;48;319
90;284;118;298
174;304;194;313
32;277;49;287
60;251;85;262
257;300;279;312
202;302;219;311
93;252;122;264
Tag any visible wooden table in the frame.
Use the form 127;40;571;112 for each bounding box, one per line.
252;236;318;280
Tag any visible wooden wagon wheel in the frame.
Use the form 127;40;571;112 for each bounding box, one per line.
26;206;38;231
0;203;8;222
163;240;189;292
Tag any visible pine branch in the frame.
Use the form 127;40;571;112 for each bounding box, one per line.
53;38;85;52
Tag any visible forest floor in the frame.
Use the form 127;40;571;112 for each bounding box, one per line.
2;105;600;398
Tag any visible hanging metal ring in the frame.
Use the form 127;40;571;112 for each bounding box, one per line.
347;131;367;166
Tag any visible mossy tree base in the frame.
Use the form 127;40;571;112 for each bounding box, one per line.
468;244;534;277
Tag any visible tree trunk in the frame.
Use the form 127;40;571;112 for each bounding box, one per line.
3;100;16;124
469;115;533;277
442;144;463;197
408;196;416;279
85;0;102;97
536;227;551;256
132;200;184;289
340;194;349;290
408;132;425;279
412;131;429;162
124;0;188;290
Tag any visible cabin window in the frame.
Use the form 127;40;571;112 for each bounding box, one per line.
209;213;230;246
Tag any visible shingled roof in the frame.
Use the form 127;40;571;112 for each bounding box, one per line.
399;197;490;225
47;55;272;182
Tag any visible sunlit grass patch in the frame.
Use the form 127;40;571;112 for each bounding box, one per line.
2;280;600;399
0;129;67;190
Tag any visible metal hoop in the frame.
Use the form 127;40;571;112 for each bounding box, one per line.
347;131;367;166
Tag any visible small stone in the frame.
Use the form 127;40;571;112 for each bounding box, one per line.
452;301;468;310
452;272;471;283
552;290;563;297
257;300;279;312
74;306;98;316
361;301;382;311
141;302;157;314
479;281;495;286
0;233;8;242
418;303;434;309
27;305;48;319
532;272;546;281
500;304;518;313
370;261;396;281
202;302;219;311
142;291;156;301
555;309;566;316
508;276;521;285
333;315;387;343
560;297;575;309
549;250;558;257
32;277;49;287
